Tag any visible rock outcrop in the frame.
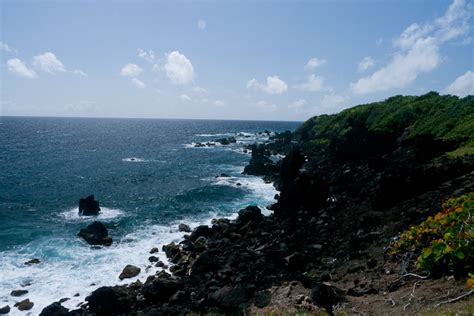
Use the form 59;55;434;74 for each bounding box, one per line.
77;221;112;246
79;195;101;216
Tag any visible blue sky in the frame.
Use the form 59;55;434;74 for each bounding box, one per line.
1;0;473;121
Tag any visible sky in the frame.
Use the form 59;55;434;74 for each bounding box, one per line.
0;0;473;121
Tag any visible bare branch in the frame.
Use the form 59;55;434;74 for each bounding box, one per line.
434;289;473;308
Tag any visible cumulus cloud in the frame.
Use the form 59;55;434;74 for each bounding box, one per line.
7;58;37;78
120;63;143;77
351;0;472;95
33;52;66;74
0;41;17;53
295;74;325;92
138;49;156;63
358;56;375;72
131;78;146;89
73;69;88;77
197;19;207;30
255;100;277;112
444;70;474;97
165;51;195;84
179;94;192;101
304;57;326;71
247;76;288;94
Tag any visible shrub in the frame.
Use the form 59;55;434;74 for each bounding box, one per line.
389;192;473;277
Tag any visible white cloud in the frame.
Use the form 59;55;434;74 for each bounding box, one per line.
197;19;207;30
247;75;288;94
213;100;225;107
358;56;375;72
288;99;308;110
256;100;277;112
131;78;146;89
192;86;207;93
304;57;326;71
165;51;195;84
33;52;66;74
351;0;472;95
120;63;143;77
179;94;192;101
0;41;17;53
444;70;474;97
295;74;325;92
7;58;37;78
138;49;156;63
73;69;88;77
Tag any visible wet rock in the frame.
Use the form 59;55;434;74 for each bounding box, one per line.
58;298;69;303
189;225;213;242
119;265;141;280
78;194;101;216
25;258;40;265
86;286;134;315
39;302;69;316
0;306;10;315
77;221;113;246
15;299;34;311
148;256;159;263
237;205;263;224
178;223;191;233
162;242;181;262
149;247;159;254
11;289;28;296
155;261;165;268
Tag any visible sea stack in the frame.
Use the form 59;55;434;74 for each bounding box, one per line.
78;221;113;246
79;195;101;216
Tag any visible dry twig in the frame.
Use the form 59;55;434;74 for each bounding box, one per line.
434;289;473;308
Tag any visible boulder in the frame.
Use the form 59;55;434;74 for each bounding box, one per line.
189;225;213;242
148;256;159;263
86;286;134;315
78;195;101;216
14;299;33;311
178;223;191;233
10;289;28;297
24;258;40;265
77;221;112;246
119;265;141;280
142;277;182;302
237;205;263;224
39;302;69;316
0;306;10;315
149;247;159;254
310;283;345;313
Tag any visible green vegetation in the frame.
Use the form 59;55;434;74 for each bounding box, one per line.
296;92;474;160
389;192;474;277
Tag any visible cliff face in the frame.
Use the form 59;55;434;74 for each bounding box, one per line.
41;92;474;315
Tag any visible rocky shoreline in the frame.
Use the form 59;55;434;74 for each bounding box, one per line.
21;93;474;315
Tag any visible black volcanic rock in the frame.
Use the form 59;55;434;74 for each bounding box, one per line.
39;302;69;316
15;299;33;311
86;286;135;315
243;144;275;176
237;205;263;224
77;221;112;246
78;195;101;216
0;306;10;315
118;265;141;280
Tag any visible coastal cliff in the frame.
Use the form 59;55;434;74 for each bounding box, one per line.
40;92;474;315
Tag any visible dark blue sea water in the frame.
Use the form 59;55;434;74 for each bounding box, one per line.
0;116;299;314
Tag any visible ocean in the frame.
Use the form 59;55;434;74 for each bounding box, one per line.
0;116;300;314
